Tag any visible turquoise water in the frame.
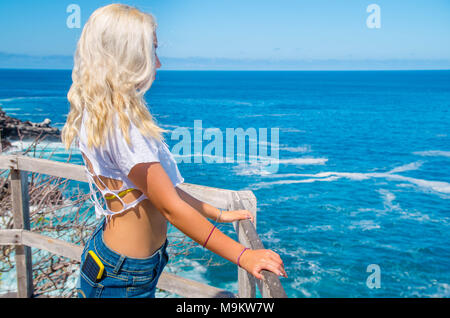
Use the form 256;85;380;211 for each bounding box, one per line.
0;69;449;297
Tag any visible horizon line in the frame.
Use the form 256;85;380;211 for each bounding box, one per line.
1;52;449;71
1;68;450;72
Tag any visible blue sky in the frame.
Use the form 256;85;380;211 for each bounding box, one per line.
0;0;449;70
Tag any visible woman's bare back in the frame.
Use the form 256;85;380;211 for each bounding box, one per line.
82;152;168;258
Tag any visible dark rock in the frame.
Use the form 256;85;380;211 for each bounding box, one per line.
0;107;61;145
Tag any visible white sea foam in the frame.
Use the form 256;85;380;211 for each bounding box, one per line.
0;268;17;294
280;127;306;133
266;113;297;117
315;171;370;181
174;153;226;163
6;140;81;162
287;258;350;297
412;150;450;158
224;100;252;106
238;114;263;118
0;96;64;103
348;219;380;231
258;140;281;149
11;140;78;152
161;124;192;130
280;145;311;153
231;155;328;176
268;195;302;203
0;96;35;102
258;229;281;244
373;172;450;195
250;161;450;197
400;281;450;298
262;171;370;181
233;162;275;176
277;157;328;165
290;275;321;298
306;224;333;232
250;176;341;189
239;112;297;118
374;188;447;224
221;281;239;295
1;107;22;111
377;189;401;211
388;161;423;173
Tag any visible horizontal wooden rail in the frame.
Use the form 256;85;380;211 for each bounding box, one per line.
0;155;88;183
0;229;235;298
0;229;83;261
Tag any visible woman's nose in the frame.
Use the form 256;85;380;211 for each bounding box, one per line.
156;54;161;69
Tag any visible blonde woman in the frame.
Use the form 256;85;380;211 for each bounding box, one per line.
62;4;286;298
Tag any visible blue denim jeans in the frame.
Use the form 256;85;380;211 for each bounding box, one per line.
76;217;169;298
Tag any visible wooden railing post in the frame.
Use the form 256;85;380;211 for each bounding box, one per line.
233;191;287;298
233;192;257;298
10;168;33;298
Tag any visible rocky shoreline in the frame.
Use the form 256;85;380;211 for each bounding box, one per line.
0;107;61;151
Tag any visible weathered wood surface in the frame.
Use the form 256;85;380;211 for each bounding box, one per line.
0;229;23;244
0;229;235;298
177;182;234;211
0;229;84;261
158;273;235;298
233;191;257;298
0;292;18;298
10;169;33;298
0;155;88;182
233;192;287;298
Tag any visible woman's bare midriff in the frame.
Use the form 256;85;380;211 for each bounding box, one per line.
81;152;167;259
103;199;168;259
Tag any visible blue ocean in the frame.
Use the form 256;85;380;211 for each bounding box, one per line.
0;69;449;297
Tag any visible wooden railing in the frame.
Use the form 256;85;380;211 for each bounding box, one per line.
0;154;287;298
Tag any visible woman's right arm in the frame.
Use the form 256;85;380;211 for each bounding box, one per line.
128;161;287;280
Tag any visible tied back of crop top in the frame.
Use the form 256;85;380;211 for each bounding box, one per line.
78;111;184;222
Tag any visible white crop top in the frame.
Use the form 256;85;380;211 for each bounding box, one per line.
77;111;184;222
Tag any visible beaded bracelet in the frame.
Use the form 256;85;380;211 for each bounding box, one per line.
215;209;223;223
237;247;249;268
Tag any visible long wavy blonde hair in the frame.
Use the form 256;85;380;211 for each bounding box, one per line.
62;4;168;150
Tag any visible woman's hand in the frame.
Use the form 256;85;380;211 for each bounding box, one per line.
219;209;255;223
238;249;288;280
